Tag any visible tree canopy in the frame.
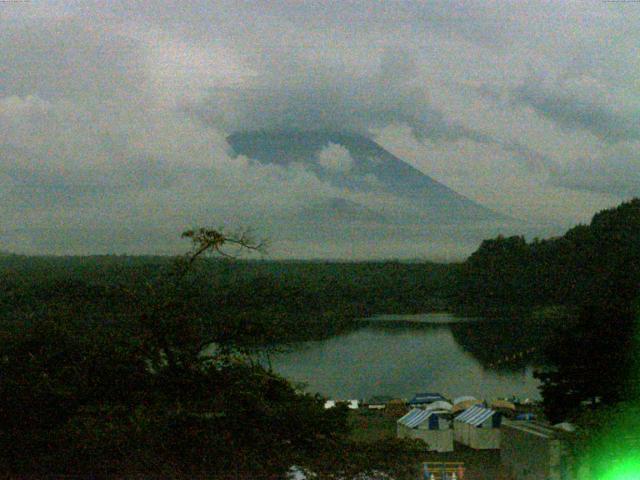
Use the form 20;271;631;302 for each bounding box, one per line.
456;199;640;425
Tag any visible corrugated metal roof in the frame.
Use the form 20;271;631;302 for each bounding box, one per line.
455;405;495;426
398;408;434;428
409;392;446;404
503;420;559;438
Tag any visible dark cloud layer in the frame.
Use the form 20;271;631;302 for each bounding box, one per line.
512;83;640;143
195;51;483;145
1;1;639;255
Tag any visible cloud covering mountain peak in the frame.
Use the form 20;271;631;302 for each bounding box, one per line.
1;2;638;256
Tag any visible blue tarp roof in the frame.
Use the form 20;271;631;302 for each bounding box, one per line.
398;408;435;428
455;405;496;426
516;413;536;421
408;392;446;404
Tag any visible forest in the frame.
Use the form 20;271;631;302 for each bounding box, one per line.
0;254;455;346
455;199;640;475
1;199;638;477
0;231;442;477
454;198;640;315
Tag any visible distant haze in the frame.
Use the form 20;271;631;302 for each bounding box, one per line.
1;2;637;258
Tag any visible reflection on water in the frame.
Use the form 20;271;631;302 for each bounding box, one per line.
364;313;480;324
271;313;543;401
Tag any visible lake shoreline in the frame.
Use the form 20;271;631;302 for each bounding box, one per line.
271;312;544;401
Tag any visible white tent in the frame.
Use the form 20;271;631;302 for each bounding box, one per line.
425;400;453;412
397;408;454;452
452;396;483;413
454;405;501;449
452;395;477;405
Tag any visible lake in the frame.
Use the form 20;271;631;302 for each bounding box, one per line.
271;313;542;401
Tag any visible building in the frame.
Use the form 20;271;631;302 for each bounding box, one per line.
397;408;454;452
491;399;516;412
367;395;393;410
452;396;483;413
423;462;465;479
408;392;447;407
452;395;477;405
454;405;501;449
501;421;575;480
425;400;453;413
515;413;536;421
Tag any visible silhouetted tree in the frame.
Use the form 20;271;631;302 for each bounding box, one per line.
0;228;352;477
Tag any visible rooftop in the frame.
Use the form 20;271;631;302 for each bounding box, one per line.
502;420;571;438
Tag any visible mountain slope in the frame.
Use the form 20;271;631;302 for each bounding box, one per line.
227;130;503;223
293;197;389;224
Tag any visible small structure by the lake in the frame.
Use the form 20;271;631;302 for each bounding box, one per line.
408;392;446;407
452;395;483;413
323;400;336;409
454;405;501;449
367;395;393;410
425;400;453;413
515;412;536;421
500;420;575;480
491;399;517;418
491;399;516;412
397;408;454;452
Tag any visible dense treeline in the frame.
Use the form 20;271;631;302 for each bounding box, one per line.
455;199;640;475
456;198;640;315
457;198;640;465
0;256;456;345
3;199;639;476
0;233;434;478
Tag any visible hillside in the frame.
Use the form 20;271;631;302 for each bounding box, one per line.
455;198;640;314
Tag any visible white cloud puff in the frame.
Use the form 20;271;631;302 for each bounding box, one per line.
317;143;355;173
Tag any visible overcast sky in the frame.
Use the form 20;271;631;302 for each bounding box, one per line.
1;1;639;257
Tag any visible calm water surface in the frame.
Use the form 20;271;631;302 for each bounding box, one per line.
271;313;541;401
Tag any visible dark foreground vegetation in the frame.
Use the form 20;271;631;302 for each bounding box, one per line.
455;200;640;412
0;199;638;477
1;254;454;347
456;199;640;476
456;198;640;316
1;230;432;478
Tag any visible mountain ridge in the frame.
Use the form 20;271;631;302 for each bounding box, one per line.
227;130;506;224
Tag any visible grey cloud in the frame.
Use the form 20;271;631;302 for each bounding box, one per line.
0;144;181;215
511;84;640;143
2;1;639;255
550;147;640;198
499;141;557;176
0;18;144;101
194;50;485;145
